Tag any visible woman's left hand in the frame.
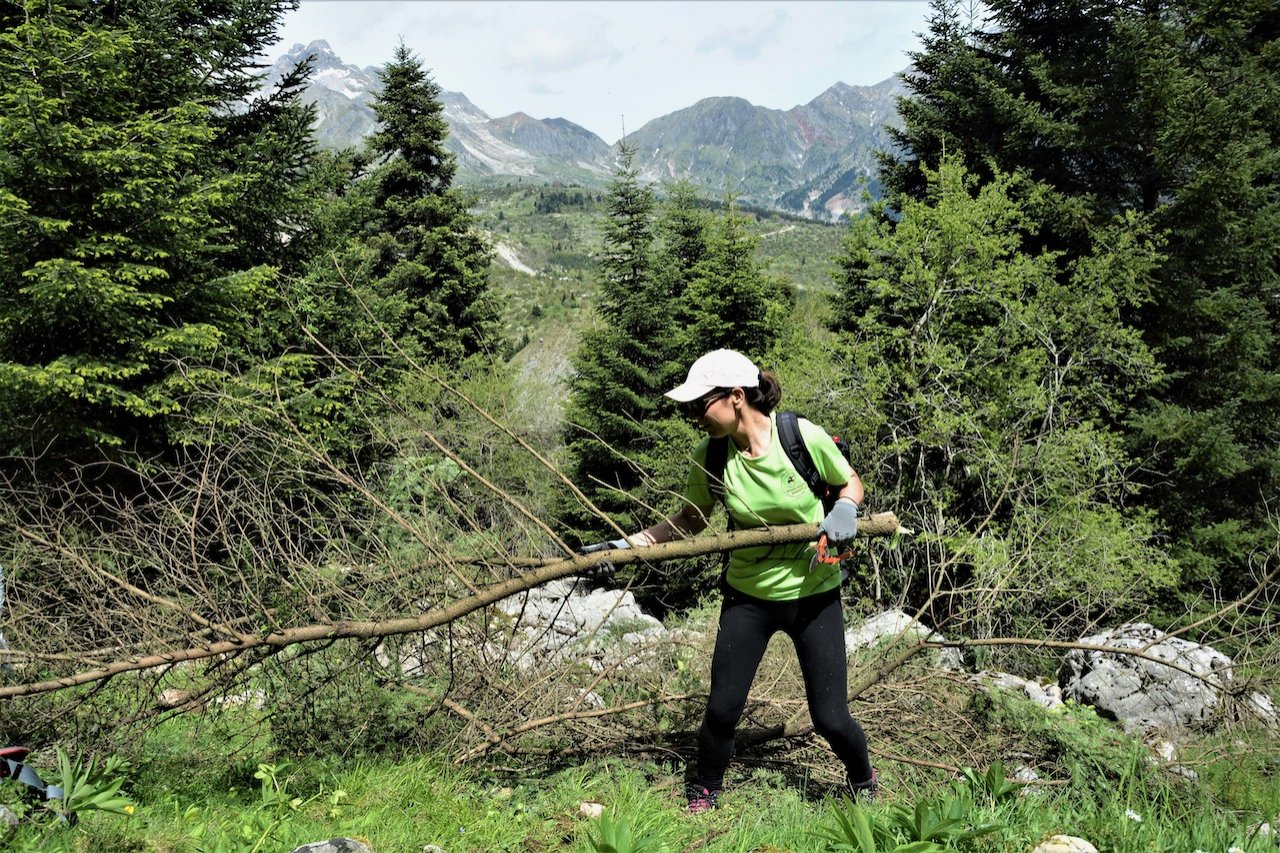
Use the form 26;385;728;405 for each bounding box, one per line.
818;498;859;549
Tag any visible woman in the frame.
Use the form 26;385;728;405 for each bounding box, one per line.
584;349;876;812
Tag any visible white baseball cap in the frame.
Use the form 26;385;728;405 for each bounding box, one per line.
664;349;761;402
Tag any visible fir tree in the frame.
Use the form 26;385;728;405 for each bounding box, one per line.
562;146;665;535
360;44;498;365
0;1;290;455
881;0;1280;597
832;156;1172;632
677;192;792;365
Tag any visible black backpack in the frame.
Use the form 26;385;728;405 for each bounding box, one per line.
704;410;851;514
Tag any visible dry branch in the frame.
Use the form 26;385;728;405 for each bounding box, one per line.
0;514;903;698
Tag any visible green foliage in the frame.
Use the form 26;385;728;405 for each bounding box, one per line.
887;0;1280;599
814;790;1003;853
0;0;323;460
360;45;500;366
585;811;671;853
266;645;430;758
560;147;669;538
179;762;347;853
830;155;1173;635
959;761;1017;805
676;190;795;358
47;750;136;822
256;45;503;459
12;728;1280;853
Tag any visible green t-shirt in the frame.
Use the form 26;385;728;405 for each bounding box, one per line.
683;412;854;601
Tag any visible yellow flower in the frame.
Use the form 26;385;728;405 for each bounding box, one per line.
124;804;136;815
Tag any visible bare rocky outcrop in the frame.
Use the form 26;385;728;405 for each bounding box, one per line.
1058;623;1234;732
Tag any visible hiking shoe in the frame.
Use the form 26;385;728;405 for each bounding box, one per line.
686;784;721;814
846;769;878;803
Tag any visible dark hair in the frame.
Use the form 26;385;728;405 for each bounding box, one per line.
742;370;782;414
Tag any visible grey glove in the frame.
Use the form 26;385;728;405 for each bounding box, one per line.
818;499;859;550
577;538;630;581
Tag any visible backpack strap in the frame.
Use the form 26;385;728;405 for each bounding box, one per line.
776;411;824;500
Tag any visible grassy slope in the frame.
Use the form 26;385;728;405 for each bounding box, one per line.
28;684;1280;852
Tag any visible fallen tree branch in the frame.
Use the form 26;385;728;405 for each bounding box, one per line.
452;691;704;764
0;514;903;698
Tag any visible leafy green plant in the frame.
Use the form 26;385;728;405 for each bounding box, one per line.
584;811;670;853
813;800;945;852
884;793;1004;849
47;749;136;823
960;761;1018;804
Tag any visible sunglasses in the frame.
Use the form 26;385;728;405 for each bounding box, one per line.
680;390;729;420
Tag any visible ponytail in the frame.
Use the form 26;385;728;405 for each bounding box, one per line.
744;370;782;414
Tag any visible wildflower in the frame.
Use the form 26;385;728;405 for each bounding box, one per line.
1124;809;1143;822
1229;847;1245;853
124;804;135;815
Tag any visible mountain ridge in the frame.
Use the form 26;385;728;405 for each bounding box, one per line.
264;40;905;220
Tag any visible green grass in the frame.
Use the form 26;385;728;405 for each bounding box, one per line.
8;717;1279;852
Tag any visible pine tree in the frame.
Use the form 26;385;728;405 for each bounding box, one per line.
0;3;270;454
360;44;498;365
562;146;665;535
676;192;792;365
563;169;794;569
0;0;325;458
881;0;1280;597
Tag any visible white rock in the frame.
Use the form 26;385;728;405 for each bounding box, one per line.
579;801;605;819
846;609;924;649
1059;623;1233;732
1150;739;1177;762
1248;691;1278;727
1011;764;1041;796
571;691;605;710
846;609;961;669
216;688;267;710
1031;835;1098;853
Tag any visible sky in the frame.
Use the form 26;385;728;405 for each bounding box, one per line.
273;1;932;143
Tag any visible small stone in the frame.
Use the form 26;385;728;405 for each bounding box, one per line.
579;801;605;819
0;805;18;827
1031;835;1099;853
288;840;373;853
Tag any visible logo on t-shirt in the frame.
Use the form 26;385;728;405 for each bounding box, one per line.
784;472;808;499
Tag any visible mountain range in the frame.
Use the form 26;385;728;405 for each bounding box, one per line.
263;41;907;220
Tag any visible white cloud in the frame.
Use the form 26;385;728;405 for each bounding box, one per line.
695;9;788;62
500;22;622;74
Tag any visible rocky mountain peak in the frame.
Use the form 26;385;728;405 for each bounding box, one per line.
276;42;904;220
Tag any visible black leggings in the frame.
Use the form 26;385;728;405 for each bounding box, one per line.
695;586;872;790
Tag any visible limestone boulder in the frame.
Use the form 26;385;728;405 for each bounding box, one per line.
1058;623;1232;732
